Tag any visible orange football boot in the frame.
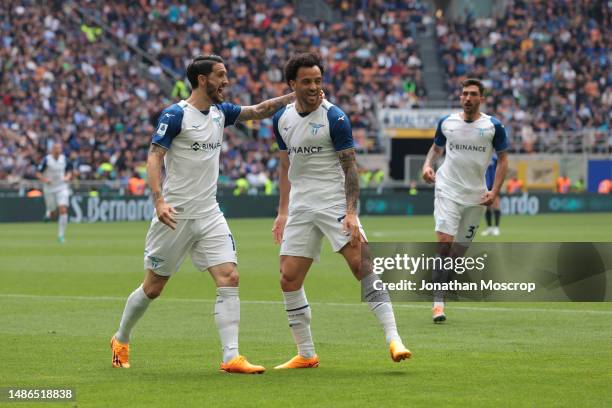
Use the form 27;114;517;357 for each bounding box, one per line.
220;355;265;374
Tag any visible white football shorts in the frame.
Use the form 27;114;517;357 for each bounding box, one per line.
280;205;367;262
144;210;237;276
434;195;485;243
44;187;70;212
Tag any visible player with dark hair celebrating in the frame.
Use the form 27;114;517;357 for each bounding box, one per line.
272;53;411;369
110;55;296;374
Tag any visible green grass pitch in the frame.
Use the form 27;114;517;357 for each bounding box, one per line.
1;213;611;407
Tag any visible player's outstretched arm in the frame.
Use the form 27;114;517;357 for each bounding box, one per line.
338;148;361;247
422;144;444;184
237;92;296;122
272;151;291;244
481;151;508;206
147;144;177;229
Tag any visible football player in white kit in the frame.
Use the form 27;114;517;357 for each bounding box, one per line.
111;55;297;374
422;79;508;323
36;142;72;243
271;53;411;369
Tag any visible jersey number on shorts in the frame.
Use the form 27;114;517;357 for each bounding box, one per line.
465;226;478;239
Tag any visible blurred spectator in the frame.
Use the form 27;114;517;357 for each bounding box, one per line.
127;172;146;196
372;169;385;186
506;176;525;194
556;175;571;194
359;168;373;188
572;177;586;193
233;174;249;196
598;179;612;194
408;180;418;195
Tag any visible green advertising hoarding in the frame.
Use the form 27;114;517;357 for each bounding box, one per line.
0;192;610;223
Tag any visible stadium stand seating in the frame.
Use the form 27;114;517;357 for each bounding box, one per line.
1;0;609;185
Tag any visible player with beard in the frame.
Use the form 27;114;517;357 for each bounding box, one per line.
271;53;411;369
421;78;509;323
110;55;296;373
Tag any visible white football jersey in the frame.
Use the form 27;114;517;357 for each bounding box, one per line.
152;100;241;219
434;112;508;205
273;100;354;214
38;154;70;193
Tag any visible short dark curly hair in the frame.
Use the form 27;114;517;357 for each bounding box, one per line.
284;52;324;84
462;78;484;96
186;55;224;89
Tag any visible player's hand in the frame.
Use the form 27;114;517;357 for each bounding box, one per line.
40;177;51;184
422;166;436;184
155;201;178;230
480;191;497;206
272;214;288;244
343;213;362;247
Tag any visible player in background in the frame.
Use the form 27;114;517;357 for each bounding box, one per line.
481;153;501;236
271;53;411;369
111;55;297;374
36;142;72;243
421;78;508;323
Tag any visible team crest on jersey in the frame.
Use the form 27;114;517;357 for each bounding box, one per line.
212;115;222;128
308;122;325;135
479;128;486;137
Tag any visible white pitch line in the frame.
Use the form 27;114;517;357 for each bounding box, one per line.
1;293;611;315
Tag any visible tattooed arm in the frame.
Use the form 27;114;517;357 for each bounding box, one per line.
236;93;296;122
422;144;445;184
147;144;177;229
338;148;359;214
338;148;361;246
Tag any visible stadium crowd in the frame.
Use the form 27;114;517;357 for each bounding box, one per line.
2;0;609;186
0;2;166;185
1;0;429;185
436;0;611;153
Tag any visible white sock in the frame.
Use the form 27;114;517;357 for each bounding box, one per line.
361;273;401;344
58;214;68;237
283;288;315;358
214;287;240;363
115;284;152;344
434;301;445;308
